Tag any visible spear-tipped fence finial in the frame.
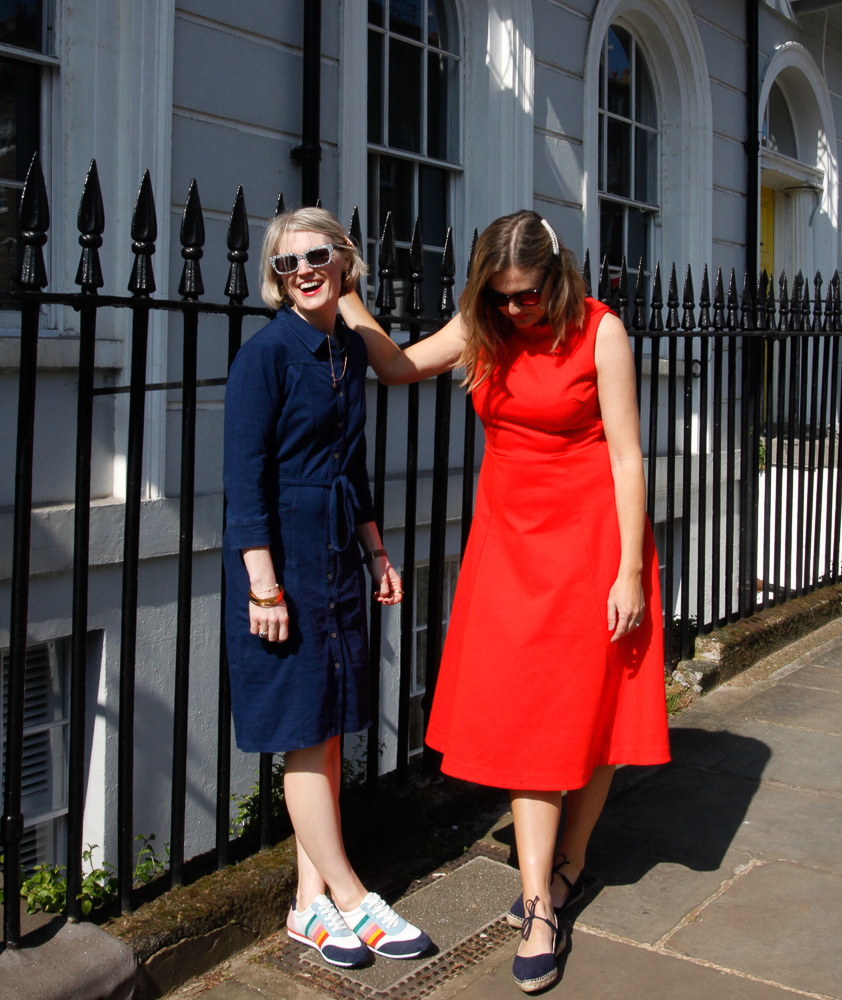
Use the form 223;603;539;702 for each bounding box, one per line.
649;261;664;332
765;271;776;331
467;228;479;280
75;158;104;293
19;151;50;290
726;268;739;331
581;248;592;297
832;271;841;332
598;255;612;305
439;227;455;317
713;267;725;330
813;271;824;332
681;264;696;331
756;270;768;332
666;263;680;331
405;217;425;317
800;271;812;332
698;265;712;331
225;186;249;303
275;193;285;217
632;257;647;331
128;170;157;295
617;258;630;328
740;271;755;332
375;212;396;314
777;272;789;332
178;179;205;300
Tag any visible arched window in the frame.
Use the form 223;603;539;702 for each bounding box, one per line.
367;1;461;311
761;81;798;160
598;25;659;281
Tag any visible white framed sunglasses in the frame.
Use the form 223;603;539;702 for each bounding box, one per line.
270;243;338;275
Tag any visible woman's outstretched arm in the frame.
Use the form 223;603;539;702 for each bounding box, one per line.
339;290;466;384
594;310;647;644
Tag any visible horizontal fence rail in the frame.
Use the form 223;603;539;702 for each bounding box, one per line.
3;152;842;945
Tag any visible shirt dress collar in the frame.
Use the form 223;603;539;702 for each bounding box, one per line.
281;304;347;355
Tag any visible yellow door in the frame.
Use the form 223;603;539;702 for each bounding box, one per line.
760;186;775;278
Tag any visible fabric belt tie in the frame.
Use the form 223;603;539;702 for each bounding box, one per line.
277;475;360;552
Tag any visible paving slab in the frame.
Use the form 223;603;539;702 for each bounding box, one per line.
581;847;753;945
292;857;522;993
0;919;137;1000
441;927;800;1000
599;763;842;873
732;682;842;734
669;860;842;998
671;717;842;794
784;661;842;691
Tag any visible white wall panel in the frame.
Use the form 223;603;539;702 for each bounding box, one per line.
534;63;584;141
713;187;747;248
533;132;584;209
533;0;590;77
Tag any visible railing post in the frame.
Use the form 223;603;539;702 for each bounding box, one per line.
118;170;157;913
171;180;205;884
397;218;423;777
66;159;105;922
216;186;249;865
460;230;479;561
3;151;49;950
422;228;455;773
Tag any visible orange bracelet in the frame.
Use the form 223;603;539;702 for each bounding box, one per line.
249;587;285;607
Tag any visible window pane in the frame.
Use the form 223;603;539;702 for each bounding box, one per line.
635;51;657;127
388;38;422;152
767;81;797;160
408;694;424;752
606;118;631;198
0;0;42;52
634;127;657;204
0;58;40;184
600;200;624;269
627;207;649;273
390;0;422;41
368;0;384;27
429;0;457;53
427;52;458;162
423;248;445;317
378;154;414;243
606;27;631;119
0;184;21;297
368;30;383;144
419;164;447;246
415;629;427;687
416;563;429;627
599;40;605;110
598;113;605;191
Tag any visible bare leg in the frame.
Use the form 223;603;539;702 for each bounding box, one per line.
284;736;367;913
510;790;562;958
550;763;615;908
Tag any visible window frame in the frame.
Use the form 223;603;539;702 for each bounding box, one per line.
597;24;660;283
0;0;59;333
365;1;463;319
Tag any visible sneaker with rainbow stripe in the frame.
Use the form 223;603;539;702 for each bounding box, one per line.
339;891;432;959
287;894;369;968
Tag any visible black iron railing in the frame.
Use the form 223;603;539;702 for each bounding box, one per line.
2;151;842;946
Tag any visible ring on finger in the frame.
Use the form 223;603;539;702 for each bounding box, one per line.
258;629;268;638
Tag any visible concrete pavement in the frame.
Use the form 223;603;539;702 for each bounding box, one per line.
169;618;842;1000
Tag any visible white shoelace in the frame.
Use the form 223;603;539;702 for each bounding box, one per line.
314;897;348;935
366;893;400;929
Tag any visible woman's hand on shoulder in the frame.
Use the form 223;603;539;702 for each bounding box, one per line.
607;571;645;643
368;554;403;605
338;290;465;384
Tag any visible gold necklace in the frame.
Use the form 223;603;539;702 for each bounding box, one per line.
326;334;348;389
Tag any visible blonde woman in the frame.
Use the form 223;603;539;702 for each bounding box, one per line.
340;210;670;992
223;207;430;968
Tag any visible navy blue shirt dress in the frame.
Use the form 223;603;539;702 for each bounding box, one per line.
222;305;376;753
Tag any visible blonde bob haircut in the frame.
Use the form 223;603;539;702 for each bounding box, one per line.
259;206;367;312
459;210;586;391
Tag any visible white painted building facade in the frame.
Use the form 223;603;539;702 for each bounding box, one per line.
2;0;841;871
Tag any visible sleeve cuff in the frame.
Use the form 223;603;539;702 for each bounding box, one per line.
225;517;272;549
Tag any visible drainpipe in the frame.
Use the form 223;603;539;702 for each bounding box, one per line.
291;0;322;206
746;0;760;282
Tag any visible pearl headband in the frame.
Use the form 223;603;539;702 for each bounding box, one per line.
541;218;560;257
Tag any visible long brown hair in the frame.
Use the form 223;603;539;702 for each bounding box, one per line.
459;210;586;390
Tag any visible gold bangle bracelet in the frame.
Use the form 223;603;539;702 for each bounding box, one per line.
249;587;285;607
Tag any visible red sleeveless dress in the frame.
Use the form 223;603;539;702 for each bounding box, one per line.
425;299;671;790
